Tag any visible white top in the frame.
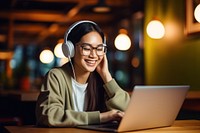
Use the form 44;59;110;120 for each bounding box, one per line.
71;78;88;112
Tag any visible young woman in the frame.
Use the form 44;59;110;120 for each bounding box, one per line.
35;20;130;127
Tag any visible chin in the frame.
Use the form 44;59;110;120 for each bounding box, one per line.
84;64;97;72
86;67;96;72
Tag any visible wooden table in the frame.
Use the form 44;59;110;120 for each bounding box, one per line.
4;120;200;133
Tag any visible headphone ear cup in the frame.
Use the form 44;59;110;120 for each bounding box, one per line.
62;41;75;58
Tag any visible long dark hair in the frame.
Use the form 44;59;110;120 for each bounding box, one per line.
68;21;106;112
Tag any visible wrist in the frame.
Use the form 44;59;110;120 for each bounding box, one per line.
101;72;112;83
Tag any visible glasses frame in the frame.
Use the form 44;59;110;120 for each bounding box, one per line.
78;43;107;56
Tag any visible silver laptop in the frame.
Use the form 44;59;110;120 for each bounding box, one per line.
77;85;189;132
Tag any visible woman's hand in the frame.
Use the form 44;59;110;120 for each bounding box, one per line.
96;55;112;83
100;110;125;123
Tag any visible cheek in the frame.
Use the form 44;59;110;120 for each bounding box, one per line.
97;56;103;64
73;50;82;62
74;48;81;58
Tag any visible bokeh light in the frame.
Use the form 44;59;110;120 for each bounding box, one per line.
146;20;165;39
194;4;200;23
54;42;65;58
114;33;131;51
39;49;54;64
131;57;140;68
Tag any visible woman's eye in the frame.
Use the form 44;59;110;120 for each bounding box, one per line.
83;47;91;51
97;47;103;51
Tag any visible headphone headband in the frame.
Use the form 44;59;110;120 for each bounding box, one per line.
64;20;98;44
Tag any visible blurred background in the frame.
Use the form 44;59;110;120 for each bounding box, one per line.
0;0;200;125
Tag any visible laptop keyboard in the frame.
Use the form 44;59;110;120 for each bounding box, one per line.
94;121;119;129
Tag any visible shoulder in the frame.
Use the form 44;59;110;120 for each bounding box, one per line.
47;67;64;78
47;63;70;76
43;64;72;90
45;63;71;82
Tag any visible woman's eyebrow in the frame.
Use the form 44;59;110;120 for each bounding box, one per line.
81;43;104;46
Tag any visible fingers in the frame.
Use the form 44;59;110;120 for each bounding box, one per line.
111;110;124;122
112;110;124;122
100;110;125;123
116;110;125;117
96;54;112;83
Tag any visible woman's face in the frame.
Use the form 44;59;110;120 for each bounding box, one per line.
74;31;104;73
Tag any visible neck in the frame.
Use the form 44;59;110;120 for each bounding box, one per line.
74;66;90;84
76;73;90;84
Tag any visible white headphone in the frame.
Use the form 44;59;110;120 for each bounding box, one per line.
62;20;106;58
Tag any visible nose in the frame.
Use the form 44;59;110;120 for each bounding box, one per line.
89;49;98;57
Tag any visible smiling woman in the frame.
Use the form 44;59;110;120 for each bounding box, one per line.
35;20;130;127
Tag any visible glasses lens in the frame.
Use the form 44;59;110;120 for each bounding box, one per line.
96;45;106;55
81;45;91;56
80;44;107;56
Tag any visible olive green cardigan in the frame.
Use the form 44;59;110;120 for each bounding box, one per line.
35;63;130;127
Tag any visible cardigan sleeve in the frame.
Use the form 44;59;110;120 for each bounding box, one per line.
103;79;130;111
35;68;100;127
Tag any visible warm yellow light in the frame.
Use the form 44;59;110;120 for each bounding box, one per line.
146;20;165;39
114;33;131;51
131;57;140;68
93;6;110;13
59;58;69;66
39;49;54;64
194;4;200;23
0;51;13;60
54;42;65;58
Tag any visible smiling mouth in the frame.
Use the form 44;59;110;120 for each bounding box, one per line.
85;59;97;66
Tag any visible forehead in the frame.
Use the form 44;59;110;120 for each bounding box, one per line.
80;31;103;45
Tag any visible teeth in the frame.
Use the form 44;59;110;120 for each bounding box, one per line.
86;60;96;64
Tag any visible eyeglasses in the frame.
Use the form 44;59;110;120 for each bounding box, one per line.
78;43;107;56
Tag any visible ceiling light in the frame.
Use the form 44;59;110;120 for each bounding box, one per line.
54;39;65;58
93;0;111;13
114;29;131;51
39;49;54;64
54;42;65;58
194;4;200;23
146;20;165;39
